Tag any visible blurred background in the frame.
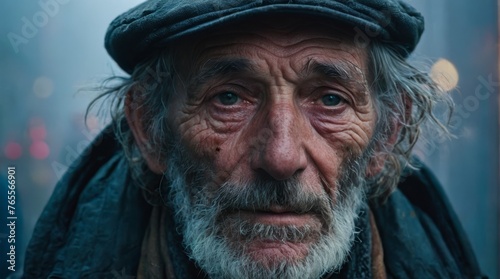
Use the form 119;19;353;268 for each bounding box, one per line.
0;0;498;278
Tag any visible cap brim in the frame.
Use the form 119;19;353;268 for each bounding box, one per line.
105;1;424;74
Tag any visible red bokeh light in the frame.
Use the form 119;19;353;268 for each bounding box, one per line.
30;141;50;160
4;141;22;160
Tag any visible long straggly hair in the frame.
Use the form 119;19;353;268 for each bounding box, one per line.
86;41;452;203
365;43;452;199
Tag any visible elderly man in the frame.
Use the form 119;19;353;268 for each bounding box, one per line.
24;0;484;278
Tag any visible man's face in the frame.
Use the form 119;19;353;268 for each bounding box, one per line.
163;20;377;278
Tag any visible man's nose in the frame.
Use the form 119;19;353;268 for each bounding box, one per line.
251;104;308;180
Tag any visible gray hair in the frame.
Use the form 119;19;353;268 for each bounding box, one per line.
87;42;452;203
365;43;452;199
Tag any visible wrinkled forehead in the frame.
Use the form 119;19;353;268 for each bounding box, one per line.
174;14;367;77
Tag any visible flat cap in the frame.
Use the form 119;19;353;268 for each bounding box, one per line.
105;0;424;74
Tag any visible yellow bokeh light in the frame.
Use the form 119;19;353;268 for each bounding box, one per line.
430;58;459;92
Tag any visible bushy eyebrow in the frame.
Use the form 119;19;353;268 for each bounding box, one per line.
304;60;350;80
188;58;254;93
302;59;369;104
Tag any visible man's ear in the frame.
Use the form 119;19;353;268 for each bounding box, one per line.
366;120;400;177
366;96;412;177
125;89;166;174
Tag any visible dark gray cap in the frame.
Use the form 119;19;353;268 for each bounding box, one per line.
105;0;424;74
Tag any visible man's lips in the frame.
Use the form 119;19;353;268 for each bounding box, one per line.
232;206;320;227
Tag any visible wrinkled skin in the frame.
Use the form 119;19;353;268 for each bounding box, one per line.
128;20;378;269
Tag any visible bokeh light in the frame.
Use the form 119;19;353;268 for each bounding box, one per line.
30;141;50;160
430;58;459;92
4;141;22;160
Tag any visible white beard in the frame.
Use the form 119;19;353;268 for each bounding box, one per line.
165;151;368;279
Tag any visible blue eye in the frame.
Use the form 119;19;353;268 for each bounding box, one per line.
321;94;343;106
216;92;239;105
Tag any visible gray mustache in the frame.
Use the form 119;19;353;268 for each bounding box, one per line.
207;176;335;225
